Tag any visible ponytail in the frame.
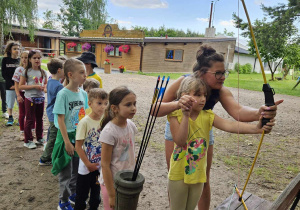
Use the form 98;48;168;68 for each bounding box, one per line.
101;106;113;130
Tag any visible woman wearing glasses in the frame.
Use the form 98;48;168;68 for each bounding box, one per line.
156;45;283;210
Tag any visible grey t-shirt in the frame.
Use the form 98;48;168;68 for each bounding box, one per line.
22;68;46;98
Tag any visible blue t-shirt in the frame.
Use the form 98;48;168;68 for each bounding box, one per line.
46;79;64;122
53;87;88;132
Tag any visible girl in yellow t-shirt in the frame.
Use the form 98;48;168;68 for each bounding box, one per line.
167;75;275;210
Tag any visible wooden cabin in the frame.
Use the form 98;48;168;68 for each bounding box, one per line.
4;25;62;57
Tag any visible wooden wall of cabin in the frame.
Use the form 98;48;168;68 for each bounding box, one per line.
142;40;236;73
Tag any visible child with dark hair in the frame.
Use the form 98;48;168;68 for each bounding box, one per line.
77;52;103;88
39;58;64;165
74;88;108;210
0;56;8;119
100;86;137;210
1;40;20;125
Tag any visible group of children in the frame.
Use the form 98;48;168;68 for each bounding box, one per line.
0;40;276;210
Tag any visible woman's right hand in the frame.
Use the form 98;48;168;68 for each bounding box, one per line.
178;95;197;111
109;195;115;209
17;95;24;103
65;142;75;156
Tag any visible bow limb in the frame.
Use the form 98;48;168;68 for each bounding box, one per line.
238;0;275;200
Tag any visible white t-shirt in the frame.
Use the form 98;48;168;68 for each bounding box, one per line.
99;119;137;185
76;115;102;175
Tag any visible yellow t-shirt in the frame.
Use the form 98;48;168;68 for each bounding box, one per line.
167;109;214;184
87;72;103;88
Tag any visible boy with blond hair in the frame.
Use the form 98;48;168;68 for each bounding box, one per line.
74;88;108;210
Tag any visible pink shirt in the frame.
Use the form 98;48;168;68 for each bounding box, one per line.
99;119;137;185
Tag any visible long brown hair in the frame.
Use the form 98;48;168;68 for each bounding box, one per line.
25;50;46;79
192;45;224;76
101;86;135;130
4;40;20;57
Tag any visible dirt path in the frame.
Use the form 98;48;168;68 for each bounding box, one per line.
0;73;299;210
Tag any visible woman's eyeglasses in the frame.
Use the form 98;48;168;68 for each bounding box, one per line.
206;71;229;79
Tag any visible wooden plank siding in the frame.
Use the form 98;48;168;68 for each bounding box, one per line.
105;44;141;71
142;40;235;73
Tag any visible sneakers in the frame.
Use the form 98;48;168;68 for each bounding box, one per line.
24;141;37;149
57;201;73;210
20;131;24;141
39;159;52;166
68;193;76;205
36;138;46;145
2;113;9;119
5;117;14;126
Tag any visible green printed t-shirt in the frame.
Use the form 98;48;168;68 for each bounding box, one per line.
167;109;214;184
53;87;88;133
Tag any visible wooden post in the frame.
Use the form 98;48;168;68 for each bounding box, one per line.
104;64;111;74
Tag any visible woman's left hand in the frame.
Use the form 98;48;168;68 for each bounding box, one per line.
259;100;284;119
257;116;275;134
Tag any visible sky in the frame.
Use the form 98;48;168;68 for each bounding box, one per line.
37;0;289;42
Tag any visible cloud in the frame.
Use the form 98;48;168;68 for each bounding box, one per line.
38;0;63;12
111;0;168;9
116;20;132;25
196;18;209;22
254;0;267;5
219;19;234;26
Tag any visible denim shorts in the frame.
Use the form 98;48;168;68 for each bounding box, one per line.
164;120;215;145
6;90;17;109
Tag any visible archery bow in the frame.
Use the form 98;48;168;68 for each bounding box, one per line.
237;0;275;208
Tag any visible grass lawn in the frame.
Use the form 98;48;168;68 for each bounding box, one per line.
138;72;300;97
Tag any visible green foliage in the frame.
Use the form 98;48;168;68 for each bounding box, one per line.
234;63;252;74
232;11;298;80
262;0;300;32
285;43;300;69
42;9;57;30
217;28;235;37
58;0;107;36
133;25;204;37
0;0;38;53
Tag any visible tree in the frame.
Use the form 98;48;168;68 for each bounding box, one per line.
217;28;235;37
283;43;300;79
0;0;38;54
42;10;57;30
262;0;300;26
58;0;107;36
132;25;204;37
233;13;298;80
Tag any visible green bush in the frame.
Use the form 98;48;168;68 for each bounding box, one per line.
234;63;253;74
244;63;252;74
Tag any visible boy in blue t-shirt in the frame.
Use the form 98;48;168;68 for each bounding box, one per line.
51;58;88;210
39;58;64;165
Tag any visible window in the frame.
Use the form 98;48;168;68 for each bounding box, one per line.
107;45;122;57
91;44;96;53
76;43;82;52
165;49;183;61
